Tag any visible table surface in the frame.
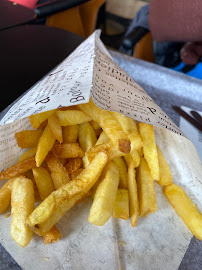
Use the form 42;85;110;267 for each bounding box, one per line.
0;25;202;270
0;0;36;31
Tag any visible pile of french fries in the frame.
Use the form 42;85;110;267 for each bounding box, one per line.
0;98;201;247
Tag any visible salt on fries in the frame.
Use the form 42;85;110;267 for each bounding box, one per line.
0;99;201;247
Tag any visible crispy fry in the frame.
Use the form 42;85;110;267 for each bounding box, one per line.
63;125;78;143
138;123;160;180
157;145;172;186
87;142;124;163
136;157;157;217
78;122;97;153
43;225;62;244
163;184;202;240
52;143;84;159
15;130;43;149
0;157;36;181
32;167;55;200
56;110;92;126
65;158;83;175
0;178;14;214
127;156;139;227
78;99;131;153
113;189;129;220
11;176;35;247
110;112;143;151
78;122;97;168
90;120;100;130
35;125;55;167
48;113;63;143
18;147;37;162
112;157;128;189
95;131;109;145
70;168;83;180
29;109;56;129
88;161;119;226
26;151;108;235
46;153;70;189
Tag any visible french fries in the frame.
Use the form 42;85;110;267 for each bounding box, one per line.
127;157;139;227
46;153;70;189
15;130;43;148
88;161;119;226
78;99;131;153
35;125;55;167
26;151;108;235
136;157;157;217
113;189;129;220
0;178;14;214
164;184;202;240
138;123;160;181
0;98;201;248
11;176;35;247
32;167;55;200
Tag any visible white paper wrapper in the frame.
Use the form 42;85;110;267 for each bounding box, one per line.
0;31;201;270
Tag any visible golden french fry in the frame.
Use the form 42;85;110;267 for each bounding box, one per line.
52;143;84;159
127;150;140;168
0;178;14;214
29;109;56;129
63;125;78;143
157;145;172;186
87;142;124;163
48;113;63;143
78;99;131;153
138;123;160;180
90;120;100;131
110;111;143;151
65;158;83;175
32;167;55;200
11;176;35;247
91;120;102;137
18;147;37;162
95;131;109;146
78;122;97;168
78;122;97;153
15;130;43;149
127;156;139;227
46;153;70;189
70;168;83;180
43;225;62;244
137;147;143;157
113;157;128;189
26;151;108;235
113;189;129;220
37;119;48;130
0;157;36;181
163;184;202;240
56;110;92;126
136;157;157;217
88;161;119;226
35;125;55;167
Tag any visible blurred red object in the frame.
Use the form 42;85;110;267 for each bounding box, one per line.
8;0;38;9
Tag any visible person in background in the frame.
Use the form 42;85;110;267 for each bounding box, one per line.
149;0;202;66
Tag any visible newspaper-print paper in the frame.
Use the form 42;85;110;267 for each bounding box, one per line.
0;31;201;270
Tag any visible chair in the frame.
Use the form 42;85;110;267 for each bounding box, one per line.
35;0;106;37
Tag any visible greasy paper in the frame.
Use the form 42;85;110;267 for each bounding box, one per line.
0;31;201;270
